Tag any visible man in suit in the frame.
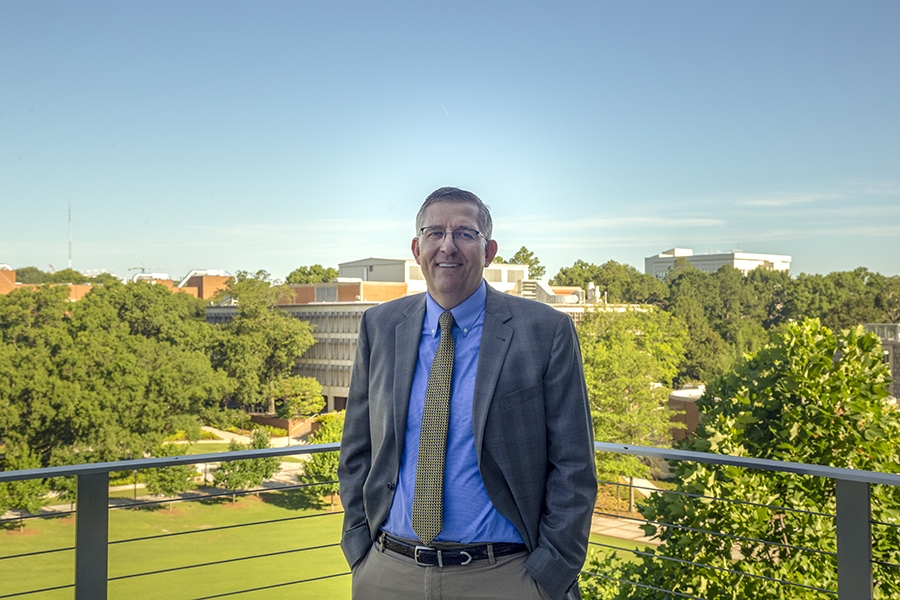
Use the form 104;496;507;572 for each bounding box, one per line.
338;187;597;600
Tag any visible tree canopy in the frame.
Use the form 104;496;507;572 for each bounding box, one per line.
552;260;669;305
213;429;281;497
213;271;316;411
0;283;231;473
285;264;338;284
298;411;344;507
504;246;546;279
578;307;687;478
273;376;324;419
583;319;900;599
12;266;119;285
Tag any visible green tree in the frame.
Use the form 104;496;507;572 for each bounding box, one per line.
273;377;324;419
0;444;48;529
786;268;881;330
214;271;316;412
285;264;338;284
144;443;197;500
875;275;900;323
746;268;792;330
587;319;900;599
578;308;687;480
213;429;281;500
298;411;344;509
0;283;230;471
552;260;668;305
505;246;546;279
12;266;48;284
45;268;89;284
13;266;120;286
663;263;730;382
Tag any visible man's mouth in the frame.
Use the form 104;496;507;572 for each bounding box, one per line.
438;263;461;268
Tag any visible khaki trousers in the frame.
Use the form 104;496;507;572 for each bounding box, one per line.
351;541;552;600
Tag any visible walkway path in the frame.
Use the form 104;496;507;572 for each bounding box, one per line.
6;430;662;547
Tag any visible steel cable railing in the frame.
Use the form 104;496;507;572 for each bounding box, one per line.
2;441;900;599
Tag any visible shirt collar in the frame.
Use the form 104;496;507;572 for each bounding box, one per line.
424;280;486;338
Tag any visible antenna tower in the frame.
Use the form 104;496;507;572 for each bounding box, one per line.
68;203;72;270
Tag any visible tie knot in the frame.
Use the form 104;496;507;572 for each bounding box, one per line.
438;311;454;333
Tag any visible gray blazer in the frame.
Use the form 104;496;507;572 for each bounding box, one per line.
338;285;597;600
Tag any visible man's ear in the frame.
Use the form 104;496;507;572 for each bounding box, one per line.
484;239;498;266
411;237;421;264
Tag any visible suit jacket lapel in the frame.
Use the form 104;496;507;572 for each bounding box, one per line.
393;295;426;462
472;287;513;452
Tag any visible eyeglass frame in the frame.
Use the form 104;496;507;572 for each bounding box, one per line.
417;226;486;244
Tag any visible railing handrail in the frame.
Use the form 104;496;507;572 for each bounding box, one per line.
594;442;900;487
0;440;887;600
2;440;899;488
0;442;341;483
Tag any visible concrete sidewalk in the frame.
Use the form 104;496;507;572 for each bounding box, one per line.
200;426;308;448
591;513;658;545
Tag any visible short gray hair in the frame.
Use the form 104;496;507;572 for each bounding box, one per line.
415;187;493;240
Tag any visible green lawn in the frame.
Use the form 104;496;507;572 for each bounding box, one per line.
0;490;350;600
1;493;647;599
182;442;235;455
587;533;651;564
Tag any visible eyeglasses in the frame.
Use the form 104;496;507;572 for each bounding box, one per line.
418;227;484;244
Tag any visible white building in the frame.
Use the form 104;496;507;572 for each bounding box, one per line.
338;257;528;295
645;248;791;280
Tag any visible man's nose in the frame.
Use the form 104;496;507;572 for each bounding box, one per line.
439;233;459;253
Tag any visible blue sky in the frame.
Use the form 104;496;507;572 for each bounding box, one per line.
2;1;898;281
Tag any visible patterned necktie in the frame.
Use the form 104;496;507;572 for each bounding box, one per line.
412;310;455;546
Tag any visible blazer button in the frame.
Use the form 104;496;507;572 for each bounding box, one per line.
387;482;395;491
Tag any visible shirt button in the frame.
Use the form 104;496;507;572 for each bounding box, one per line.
387;482;395;491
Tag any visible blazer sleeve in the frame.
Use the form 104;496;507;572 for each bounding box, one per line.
524;314;597;600
337;310;374;568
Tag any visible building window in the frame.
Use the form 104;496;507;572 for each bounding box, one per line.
316;286;337;302
484;268;503;282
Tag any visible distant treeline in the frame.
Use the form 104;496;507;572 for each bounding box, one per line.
0;272;317;481
551;259;899;382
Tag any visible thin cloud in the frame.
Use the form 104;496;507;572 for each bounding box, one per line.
737;192;841;207
735;181;900;207
498;215;725;234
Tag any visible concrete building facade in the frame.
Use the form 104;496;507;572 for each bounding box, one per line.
866;324;900;398
645;248;792;279
339;257;528;295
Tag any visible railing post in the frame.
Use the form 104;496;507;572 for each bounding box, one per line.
75;472;109;600
836;479;873;600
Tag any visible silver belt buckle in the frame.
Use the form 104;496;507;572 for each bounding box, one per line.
414;545;442;567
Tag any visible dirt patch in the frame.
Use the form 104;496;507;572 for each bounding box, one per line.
6;527;40;536
162;507;184;516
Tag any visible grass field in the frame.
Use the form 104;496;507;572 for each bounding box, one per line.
182;442;234;455
1;492;643;599
1;490;349;600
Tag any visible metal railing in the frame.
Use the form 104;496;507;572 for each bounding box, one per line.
1;441;898;599
0;443;341;599
589;442;900;600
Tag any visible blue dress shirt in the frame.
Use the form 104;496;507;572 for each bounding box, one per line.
383;280;523;544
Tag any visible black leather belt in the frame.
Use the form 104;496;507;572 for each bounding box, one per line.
377;531;527;567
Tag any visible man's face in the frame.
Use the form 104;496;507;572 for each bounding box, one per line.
411;201;498;310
